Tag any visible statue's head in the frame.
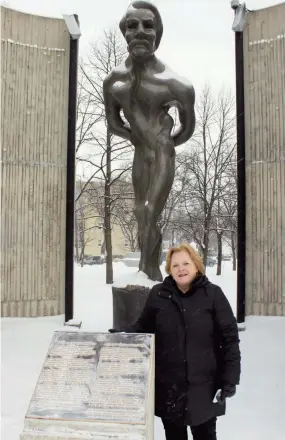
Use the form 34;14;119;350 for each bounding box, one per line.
119;1;163;60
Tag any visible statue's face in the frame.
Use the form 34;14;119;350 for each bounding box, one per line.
124;8;156;60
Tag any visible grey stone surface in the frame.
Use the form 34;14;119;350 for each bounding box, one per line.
112;285;150;330
103;2;195;281
20;331;155;440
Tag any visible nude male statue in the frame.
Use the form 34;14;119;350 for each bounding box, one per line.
103;1;195;281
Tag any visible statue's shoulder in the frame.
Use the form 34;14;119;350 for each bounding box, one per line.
155;61;194;97
169;69;194;95
170;71;195;106
103;61;128;88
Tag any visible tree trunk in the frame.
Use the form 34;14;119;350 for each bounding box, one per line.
79;245;84;267
216;232;222;276
231;231;237;271
105;129;113;284
130;238;136;252
74;214;79;263
101;239;106;256
202;228;209;266
79;216;85;267
171;229;175;246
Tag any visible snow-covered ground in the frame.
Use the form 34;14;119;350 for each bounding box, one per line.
1;262;285;439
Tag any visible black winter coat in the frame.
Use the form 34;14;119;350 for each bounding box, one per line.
125;274;241;427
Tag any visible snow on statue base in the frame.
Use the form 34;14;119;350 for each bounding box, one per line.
20;331;155;440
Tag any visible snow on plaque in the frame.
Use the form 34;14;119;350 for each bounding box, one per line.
25;332;154;425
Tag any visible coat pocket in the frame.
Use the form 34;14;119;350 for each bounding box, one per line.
187;350;217;385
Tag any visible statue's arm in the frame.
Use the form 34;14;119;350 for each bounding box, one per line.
172;85;195;147
103;77;131;141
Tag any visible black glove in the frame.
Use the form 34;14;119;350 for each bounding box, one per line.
216;384;236;404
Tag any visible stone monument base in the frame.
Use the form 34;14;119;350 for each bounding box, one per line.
112;285;150;330
20;417;148;440
20;331;155;440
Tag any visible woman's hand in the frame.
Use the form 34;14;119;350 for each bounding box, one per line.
215;384;236;404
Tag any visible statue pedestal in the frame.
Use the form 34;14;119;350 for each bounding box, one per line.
112;285;150;330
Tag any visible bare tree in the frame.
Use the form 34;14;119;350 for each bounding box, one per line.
76;71;103;198
223;198;237;271
83;177;135;252
219;158;238;271
76;28;133;283
176;85;236;266
75;181;105;265
75;208;95;267
113;199;139;252
209;147;237;275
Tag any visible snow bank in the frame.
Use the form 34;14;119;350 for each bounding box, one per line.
113;270;161;288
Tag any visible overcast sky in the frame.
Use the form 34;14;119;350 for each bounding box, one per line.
2;0;278;94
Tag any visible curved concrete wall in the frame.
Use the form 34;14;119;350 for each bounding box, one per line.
1;7;70;316
243;3;285;315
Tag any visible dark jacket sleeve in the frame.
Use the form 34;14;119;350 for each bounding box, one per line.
123;287;156;334
212;285;241;386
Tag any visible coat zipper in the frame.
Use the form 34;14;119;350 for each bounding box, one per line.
165;292;189;411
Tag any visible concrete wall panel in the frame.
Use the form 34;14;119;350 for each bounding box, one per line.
1;7;70;316
243;3;285;315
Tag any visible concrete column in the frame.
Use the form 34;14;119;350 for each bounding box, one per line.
1;7;70;316
243;3;285;315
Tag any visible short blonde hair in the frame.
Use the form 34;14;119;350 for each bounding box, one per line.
165;243;205;275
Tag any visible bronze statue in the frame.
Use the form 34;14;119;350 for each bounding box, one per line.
103;1;195;281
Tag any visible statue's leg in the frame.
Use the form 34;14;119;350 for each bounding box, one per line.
140;150;175;280
132;150;150;272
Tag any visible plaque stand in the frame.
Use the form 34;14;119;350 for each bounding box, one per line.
21;418;150;440
20;331;155;440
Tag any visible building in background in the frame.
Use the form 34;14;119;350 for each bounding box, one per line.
75;180;137;261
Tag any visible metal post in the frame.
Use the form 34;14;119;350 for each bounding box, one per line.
64;15;81;323
231;2;248;324
235;31;246;324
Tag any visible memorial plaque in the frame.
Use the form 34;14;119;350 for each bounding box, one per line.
20;331;155;440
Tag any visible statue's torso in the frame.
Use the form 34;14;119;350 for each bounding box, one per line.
112;71;171;111
109;61;190;143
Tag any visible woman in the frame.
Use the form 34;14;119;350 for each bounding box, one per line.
110;243;241;440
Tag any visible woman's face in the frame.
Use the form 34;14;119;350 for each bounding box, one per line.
170;250;198;289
